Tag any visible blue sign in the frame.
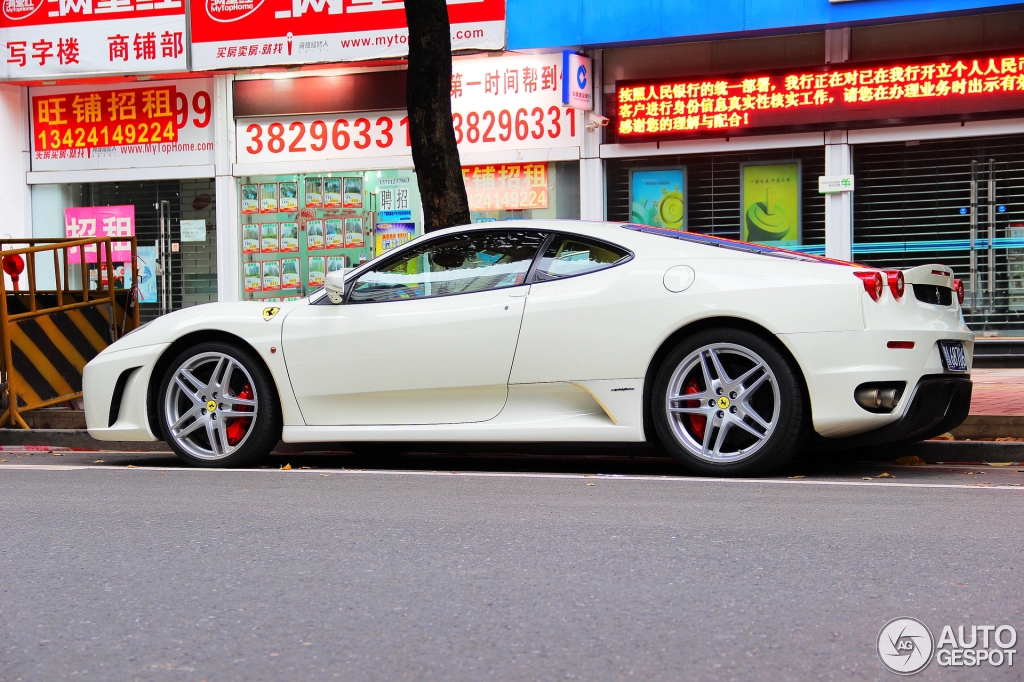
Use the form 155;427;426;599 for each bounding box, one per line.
378;209;412;222
561;50;592;110
998;205;1007;212
960;207;969;215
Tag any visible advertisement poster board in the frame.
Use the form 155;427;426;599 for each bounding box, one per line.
304;177;323;207
64;205;135;263
280;222;299;251
242;224;260;253
2;0;186;79
740;161;801;246
306;220;324;249
189;0;504;70
30;79;214;172
243;262;262;292
279;182;298;211
235;53;580;164
136;245;158;303
464;163;549;212
629;168;686;231
260;222;279;252
324;219;343;248
375;222;415;255
344;217;364;248
307;256;325;286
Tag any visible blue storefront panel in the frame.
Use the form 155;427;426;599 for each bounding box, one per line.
508;0;1024;50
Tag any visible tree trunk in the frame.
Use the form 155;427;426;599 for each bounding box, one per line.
404;0;471;232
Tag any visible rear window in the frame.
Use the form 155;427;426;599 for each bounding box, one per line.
534;235;631;280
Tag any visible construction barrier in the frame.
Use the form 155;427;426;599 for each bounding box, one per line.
0;237;139;428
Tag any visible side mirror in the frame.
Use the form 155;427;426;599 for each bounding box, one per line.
325;269;347;304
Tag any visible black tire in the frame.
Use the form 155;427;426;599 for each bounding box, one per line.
651;328;805;477
157;341;281;468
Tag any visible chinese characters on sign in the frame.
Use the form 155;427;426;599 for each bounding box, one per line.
64;205;135;264
462;163;548;212
33;85;178;154
236;54;579;163
190;0;504;69
30;79;215;171
2;0;186;78
615;52;1024;139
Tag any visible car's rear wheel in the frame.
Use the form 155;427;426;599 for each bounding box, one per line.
157;342;281;467
652;328;804;476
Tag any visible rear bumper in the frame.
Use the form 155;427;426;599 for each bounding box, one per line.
816;374;972;450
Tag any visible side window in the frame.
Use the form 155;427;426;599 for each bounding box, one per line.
533;234;630;281
348;230;547;303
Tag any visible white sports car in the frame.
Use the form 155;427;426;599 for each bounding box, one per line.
83;220;973;476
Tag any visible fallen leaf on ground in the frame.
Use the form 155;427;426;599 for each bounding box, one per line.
1;459;5;463
986;462;1014;467
894;455;925;466
789;475;805;479
930;432;955;441
93;459;104;463
52;453;64;456
280;463;291;470
586;483;595;486
125;464;137;468
300;466;314;469
320;474;330;477
876;472;894;478
994;437;1024;442
863;477;873;480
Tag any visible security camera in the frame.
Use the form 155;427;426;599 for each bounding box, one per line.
585;112;610;132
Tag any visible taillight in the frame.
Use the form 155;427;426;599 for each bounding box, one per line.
884;270;905;299
952;279;965;305
854;270;885;301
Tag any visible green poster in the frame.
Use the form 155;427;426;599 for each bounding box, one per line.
740;162;801;246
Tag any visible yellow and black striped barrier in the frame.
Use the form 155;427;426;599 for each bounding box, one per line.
0;238;139;428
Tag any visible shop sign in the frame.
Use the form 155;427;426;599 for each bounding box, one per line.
236;54;579;163
562;51;592;111
818;174;854;194
615;51;1024;141
463;162;548;211
30;78;215;172
1;0;186;79
64;205;134;263
190;0;504;70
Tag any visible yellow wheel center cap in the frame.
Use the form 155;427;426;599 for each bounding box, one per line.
717;396;731;409
206;400;217;413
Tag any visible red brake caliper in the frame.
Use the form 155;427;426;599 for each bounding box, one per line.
684;377;706;441
224;383;253;446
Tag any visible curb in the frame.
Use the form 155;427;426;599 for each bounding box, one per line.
1;429;1023;462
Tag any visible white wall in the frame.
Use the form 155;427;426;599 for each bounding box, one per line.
0;84;32;291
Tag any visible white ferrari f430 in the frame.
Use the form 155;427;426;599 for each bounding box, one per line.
83;220;973;475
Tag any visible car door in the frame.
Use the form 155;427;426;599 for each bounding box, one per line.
510;233;635;384
282;229;547;426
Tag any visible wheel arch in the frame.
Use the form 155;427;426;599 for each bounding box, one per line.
145;330;280;438
641;316;812;443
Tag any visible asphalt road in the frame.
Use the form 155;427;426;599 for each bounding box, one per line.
2;449;1022;682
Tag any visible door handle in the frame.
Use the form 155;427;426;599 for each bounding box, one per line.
508;286;530;298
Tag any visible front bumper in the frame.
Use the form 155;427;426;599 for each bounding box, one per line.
83;343;169;441
816;374;972;450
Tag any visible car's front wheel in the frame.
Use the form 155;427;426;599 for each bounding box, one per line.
157;342;281;467
652;328;805;476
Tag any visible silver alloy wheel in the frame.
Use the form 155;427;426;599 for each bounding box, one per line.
665;342;781;463
163;351;259;461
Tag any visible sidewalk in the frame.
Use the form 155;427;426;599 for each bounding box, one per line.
965;369;1024;416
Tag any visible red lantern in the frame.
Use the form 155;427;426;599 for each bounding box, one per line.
2;254;25;291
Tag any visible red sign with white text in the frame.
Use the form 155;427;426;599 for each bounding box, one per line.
33;85;178;153
189;0;504;70
615;51;1024;141
1;0;186;78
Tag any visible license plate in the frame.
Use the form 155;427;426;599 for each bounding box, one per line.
939;341;969;372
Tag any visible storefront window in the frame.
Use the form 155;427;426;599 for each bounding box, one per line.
605;150;824;250
237;169;421;302
467;161;580;223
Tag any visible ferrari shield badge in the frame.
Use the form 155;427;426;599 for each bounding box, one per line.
262;307;280;321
